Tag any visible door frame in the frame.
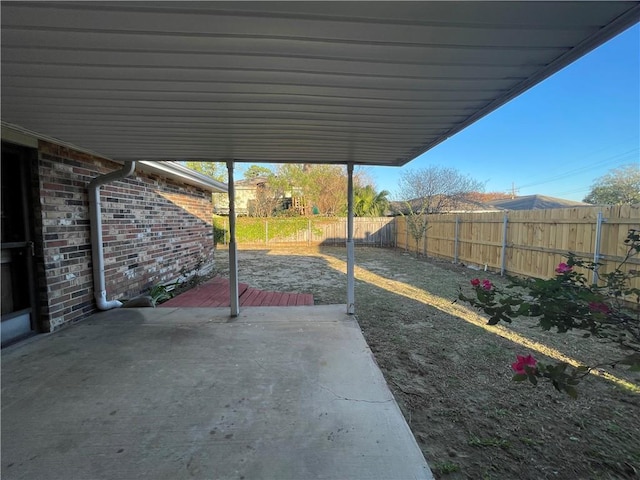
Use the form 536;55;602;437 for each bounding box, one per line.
1;141;40;345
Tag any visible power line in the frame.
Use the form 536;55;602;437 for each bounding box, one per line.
504;147;638;192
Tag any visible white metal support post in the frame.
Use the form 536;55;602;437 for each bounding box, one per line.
226;161;240;316
346;163;355;314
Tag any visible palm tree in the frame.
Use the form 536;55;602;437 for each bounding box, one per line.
353;185;390;217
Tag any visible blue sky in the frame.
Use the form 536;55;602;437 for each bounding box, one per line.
370;23;640;202
239;23;639;202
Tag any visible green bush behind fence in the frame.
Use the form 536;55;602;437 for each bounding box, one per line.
213;216;325;244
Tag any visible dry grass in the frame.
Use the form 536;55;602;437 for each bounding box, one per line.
215;246;640;480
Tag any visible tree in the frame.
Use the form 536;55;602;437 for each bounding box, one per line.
184;161;227;182
395;166;485;255
583;164;640;205
244;165;273;180
268;164;308;214
353;185;390;217
306;164;347;216
249;180;283;217
270;163;348;216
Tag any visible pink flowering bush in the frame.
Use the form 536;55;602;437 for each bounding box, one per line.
471;278;493;290
511;354;537;375
460;229;640;398
555;262;572;274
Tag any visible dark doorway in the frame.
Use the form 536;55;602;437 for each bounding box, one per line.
1;142;39;346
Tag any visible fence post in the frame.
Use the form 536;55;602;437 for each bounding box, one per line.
454;216;460;264
423;222;427;257
592;211;605;284
405;219;409;252
394;218;398;248
500;213;508;276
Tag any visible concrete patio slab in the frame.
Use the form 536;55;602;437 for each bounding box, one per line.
1;305;433;480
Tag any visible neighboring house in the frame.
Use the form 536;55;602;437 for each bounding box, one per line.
213;176;306;216
389;194;589;216
488;195;590;210
213;176;269;216
1;126;227;345
388;196;500;216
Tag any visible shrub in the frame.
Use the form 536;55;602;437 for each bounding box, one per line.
460;229;640;397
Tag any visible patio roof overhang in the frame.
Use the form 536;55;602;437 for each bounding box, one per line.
2;1;638;318
2;1;639;167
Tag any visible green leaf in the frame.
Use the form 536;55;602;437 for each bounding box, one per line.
565;386;578;399
527;374;538;386
512;374;528;382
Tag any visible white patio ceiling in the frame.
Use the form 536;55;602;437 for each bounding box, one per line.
2;1;639;166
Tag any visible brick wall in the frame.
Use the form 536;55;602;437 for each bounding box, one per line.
36;141;215;331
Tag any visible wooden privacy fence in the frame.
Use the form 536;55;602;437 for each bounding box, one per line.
395;205;640;287
216;217;396;247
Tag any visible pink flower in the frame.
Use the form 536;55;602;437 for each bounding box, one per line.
555;262;572;274
481;279;493;291
471;278;480;287
511;354;537;375
588;302;610;314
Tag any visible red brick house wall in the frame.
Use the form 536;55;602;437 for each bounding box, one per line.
35;141;215;331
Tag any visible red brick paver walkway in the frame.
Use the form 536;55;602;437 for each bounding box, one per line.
159;277;314;308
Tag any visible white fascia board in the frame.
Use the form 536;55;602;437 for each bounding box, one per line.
1;123;38;148
1;121;106;155
137;161;228;193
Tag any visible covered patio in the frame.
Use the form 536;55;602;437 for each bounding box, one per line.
3;1;638;317
2;2;639;479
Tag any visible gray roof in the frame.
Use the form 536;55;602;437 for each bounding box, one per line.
2;2;639;166
488;195;590;210
389;196;499;215
235;176;271;188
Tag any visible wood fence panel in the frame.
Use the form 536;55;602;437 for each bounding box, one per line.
394;206;639;293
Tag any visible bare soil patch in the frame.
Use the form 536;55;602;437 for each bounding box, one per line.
214;246;640;480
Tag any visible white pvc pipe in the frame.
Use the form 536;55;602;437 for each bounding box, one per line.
88;161;136;310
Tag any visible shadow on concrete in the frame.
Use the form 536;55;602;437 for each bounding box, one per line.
1;305;432;480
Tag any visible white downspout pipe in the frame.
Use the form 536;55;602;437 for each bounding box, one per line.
88;161;136;310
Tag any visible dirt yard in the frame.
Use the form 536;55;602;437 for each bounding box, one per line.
214;246;640;480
